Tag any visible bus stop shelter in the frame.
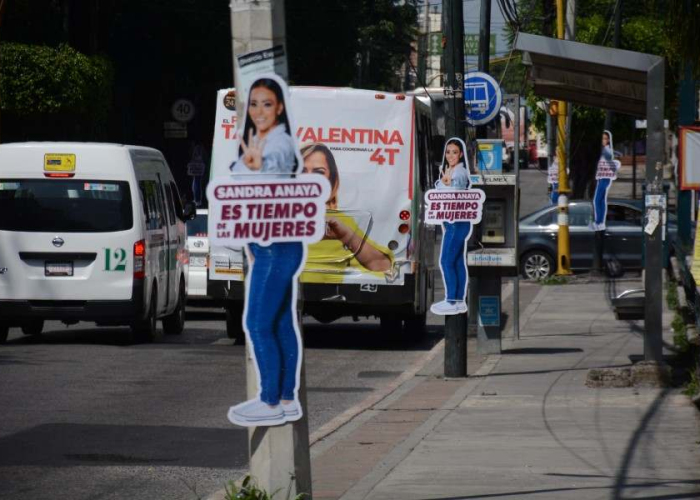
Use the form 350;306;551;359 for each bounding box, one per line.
514;32;666;362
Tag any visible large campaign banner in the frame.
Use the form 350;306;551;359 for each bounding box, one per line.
209;87;415;285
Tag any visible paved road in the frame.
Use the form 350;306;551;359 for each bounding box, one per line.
0;312;442;500
519;167;551;218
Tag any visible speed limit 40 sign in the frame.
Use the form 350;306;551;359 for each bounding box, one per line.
172;99;195;123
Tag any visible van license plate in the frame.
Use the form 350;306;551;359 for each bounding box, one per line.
190;256;207;267
45;261;73;277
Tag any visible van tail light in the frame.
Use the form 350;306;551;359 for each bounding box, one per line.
133;240;146;279
398;224;410;234
399;210;411;221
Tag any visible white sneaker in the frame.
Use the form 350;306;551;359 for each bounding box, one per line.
455;301;468;313
227;399;285;427
430;300;463;316
281;400;302;422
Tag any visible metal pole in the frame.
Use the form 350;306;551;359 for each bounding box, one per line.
555;0;572;275
443;0;467;378
644;60;665;363
513;95;520;341
604;0;622;131
230;1;312;495
632;121;637;199
476;0;491;140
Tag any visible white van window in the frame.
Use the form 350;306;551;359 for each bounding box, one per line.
0;179;132;232
138;180;163;230
170;182;184;220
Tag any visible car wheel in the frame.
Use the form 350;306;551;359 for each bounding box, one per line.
0;324;8;344
163;279;186;335
21;319;44;336
226;303;246;345
132;288;161;342
521;250;555;280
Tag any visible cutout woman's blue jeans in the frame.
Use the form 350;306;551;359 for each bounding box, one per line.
594;178;611;225
440;222;472;302
246;242;304;405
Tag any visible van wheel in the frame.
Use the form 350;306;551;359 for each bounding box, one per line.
132;288;161;342
226;303;246;345
404;313;427;340
0;324;8;344
21;320;44;336
163;280;186;335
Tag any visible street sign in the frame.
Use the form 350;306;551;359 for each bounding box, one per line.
464;34;496;57
172;99;195;123
479;296;500;326
187;160;206;176
464;72;502;126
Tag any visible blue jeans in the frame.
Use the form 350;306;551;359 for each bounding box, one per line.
440;222;472;302
593;178;611;225
550;182;559;205
246;242;304;405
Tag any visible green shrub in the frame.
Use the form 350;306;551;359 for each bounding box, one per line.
0;42;113;121
224;475;307;500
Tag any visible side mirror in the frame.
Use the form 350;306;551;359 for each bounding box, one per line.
183;201;197;221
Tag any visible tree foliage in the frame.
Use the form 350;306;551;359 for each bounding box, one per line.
0;42;113;119
287;0;418;91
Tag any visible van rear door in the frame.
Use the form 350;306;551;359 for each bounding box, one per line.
0;177;139;301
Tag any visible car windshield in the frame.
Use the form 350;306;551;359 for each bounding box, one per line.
0;179;133;232
187;212;208;236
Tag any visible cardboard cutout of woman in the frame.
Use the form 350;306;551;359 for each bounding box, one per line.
548;156;559;205
215;75;329;427
428;137;483;316
592;130;620;231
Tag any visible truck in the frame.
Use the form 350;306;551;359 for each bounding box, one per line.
207;87;440;341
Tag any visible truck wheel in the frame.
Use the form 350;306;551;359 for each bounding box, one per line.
132;288;161;343
226;303;246;345
0;324;8;344
163;280;186;335
21;319;44;336
404;313;427;340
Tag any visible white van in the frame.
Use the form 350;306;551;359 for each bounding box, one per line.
0;143;196;343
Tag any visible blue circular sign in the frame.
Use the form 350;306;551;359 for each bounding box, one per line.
464;72;502;126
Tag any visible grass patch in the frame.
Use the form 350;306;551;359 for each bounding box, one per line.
684;367;700;397
667;280;679;310
539;275;570;286
672;313;690;352
224;475;307;500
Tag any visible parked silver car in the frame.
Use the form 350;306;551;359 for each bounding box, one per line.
518;200;674;280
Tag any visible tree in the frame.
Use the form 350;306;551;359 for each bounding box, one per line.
286;0;418;91
514;0;672;197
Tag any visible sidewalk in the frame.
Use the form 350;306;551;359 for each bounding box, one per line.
312;281;700;499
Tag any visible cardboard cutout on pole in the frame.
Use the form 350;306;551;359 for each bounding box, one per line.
207;74;330;427
547;157;559;205
424;138;484;316
592;130;621;231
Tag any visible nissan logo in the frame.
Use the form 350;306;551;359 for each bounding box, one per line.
193;240;204;248
52;237;65;248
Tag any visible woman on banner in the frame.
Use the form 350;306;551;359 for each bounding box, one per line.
227;76;305;427
300;143;393;282
592;130;619;231
431;138;473;316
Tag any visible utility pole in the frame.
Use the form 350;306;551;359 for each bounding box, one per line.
443;0;467;378
229;1;312;497
604;0;622;131
677;0;695;248
554;0;572;276
476;0;491;139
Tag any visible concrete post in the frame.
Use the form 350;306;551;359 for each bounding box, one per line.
231;1;312;496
